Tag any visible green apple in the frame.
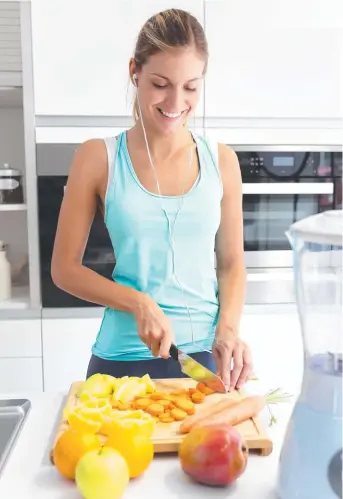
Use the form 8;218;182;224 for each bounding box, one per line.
75;447;129;499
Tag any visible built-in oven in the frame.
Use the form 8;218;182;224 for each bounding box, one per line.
233;145;342;304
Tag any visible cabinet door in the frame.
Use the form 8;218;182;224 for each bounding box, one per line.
0;358;43;392
42;318;102;392
31;0;204;117
0;320;41;358
204;0;341;119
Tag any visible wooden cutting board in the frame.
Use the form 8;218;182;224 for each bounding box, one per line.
50;378;273;463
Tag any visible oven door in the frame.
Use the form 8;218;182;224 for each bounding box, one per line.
38;176;115;308
242;182;335;304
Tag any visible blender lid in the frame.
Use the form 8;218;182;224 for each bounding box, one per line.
288;210;343;246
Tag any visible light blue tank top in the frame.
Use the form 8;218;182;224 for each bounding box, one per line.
92;130;223;361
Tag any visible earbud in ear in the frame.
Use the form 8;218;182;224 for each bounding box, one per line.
133;74;138;87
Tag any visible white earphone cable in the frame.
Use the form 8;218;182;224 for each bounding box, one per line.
134;77;210;353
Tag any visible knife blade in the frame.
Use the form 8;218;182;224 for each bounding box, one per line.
169;343;226;393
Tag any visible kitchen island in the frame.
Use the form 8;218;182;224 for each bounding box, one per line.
0;376;300;499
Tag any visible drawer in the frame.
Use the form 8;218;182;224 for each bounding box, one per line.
0;319;42;357
0;358;43;392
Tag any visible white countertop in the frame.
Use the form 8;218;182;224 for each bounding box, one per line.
0;321;304;498
0;387;300;498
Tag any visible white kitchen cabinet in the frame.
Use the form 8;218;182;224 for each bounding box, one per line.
0;319;43;392
31;0;204;117
0;2;22;86
0;358;43;392
0;319;41;358
42;317;102;392
204;1;342;120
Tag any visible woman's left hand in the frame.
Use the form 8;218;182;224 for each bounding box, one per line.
212;323;253;392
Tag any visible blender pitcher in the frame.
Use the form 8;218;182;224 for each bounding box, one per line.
277;210;343;499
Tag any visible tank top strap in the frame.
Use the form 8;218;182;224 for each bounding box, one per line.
193;133;223;197
205;136;219;167
103;135;119;221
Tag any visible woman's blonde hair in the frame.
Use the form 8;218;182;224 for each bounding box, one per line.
132;8;208;121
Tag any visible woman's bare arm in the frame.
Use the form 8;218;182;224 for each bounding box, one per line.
51;138;142;313
215;143;247;331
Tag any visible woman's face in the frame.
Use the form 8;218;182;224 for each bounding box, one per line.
133;47;205;135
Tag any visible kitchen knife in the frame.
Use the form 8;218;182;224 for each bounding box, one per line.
169;343;226;393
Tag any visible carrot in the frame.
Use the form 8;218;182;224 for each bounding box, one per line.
178;397;239;434
135;398;152;410
196;382;215;395
191;391;206;404
173;398;195;415
171;408;188;421
150;392;165;401
158;399;173;410
145;403;165;416
194;395;266;429
159;414;175;423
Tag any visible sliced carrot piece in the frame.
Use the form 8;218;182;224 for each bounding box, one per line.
158;399;172;410
196;382;215;395
135;398;152;410
117;402;131;411
159;414;175;423
146;403;165;416
150;392;165;401
174;398;195;415
171;408;188;421
191;391;206;404
171;389;189;397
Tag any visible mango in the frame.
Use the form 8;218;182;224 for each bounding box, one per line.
179;425;248;486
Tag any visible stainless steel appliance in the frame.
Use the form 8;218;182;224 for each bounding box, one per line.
0;399;31;477
233;145;342;304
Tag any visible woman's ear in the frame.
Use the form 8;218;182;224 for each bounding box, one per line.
129;57;138;86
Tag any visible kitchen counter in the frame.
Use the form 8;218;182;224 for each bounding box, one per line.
1;302;299;321
0;314;305;498
0;376;300;499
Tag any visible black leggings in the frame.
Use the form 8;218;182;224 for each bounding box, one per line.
86;351;216;379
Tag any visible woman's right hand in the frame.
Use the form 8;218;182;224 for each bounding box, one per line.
133;294;174;359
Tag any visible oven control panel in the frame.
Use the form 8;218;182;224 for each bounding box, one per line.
235;150;342;181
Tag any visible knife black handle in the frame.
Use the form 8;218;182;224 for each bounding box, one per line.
169;343;179;361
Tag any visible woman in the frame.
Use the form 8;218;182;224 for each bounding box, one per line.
51;8;252;391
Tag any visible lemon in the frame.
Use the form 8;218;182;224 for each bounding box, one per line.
100;409;150;436
114;376;129;388
78;391;99;403
81;398;112;416
114;380;146;404
141;374;156;393
118;410;146;420
108;413;155;439
67;407;103;434
78;374;115;398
